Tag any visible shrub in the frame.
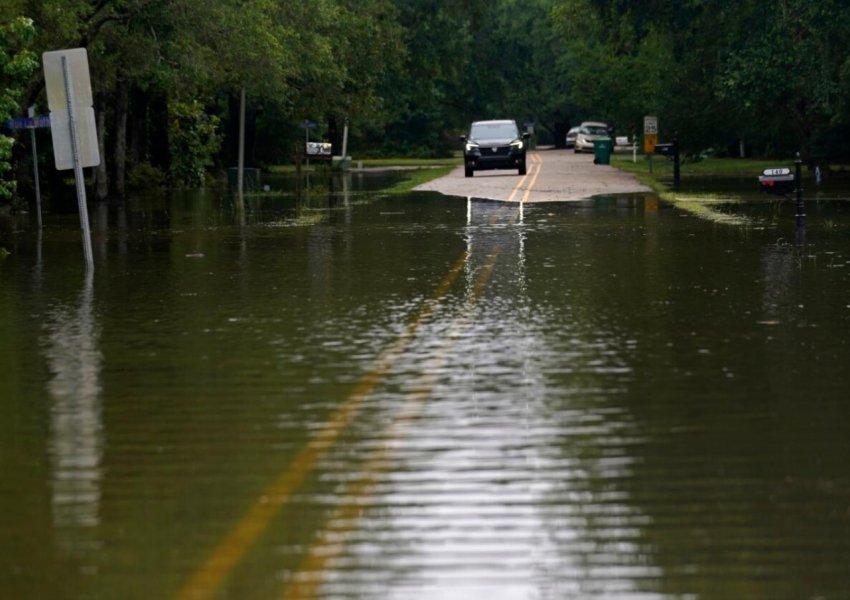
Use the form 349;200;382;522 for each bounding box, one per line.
167;100;221;188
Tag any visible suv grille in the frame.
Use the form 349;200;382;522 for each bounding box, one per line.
482;145;510;156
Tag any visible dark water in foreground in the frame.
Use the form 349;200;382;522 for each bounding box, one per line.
2;177;850;599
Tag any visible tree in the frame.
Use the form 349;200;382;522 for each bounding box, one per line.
374;0;482;156
719;0;850;156
0;16;37;201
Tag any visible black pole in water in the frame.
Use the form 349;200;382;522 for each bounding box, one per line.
794;152;805;228
673;133;680;189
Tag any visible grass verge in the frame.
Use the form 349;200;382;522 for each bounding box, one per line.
609;155;787;226
355;158;462;168
611;155;785;190
265;159;458;195
384;165;456;194
268;157;462;174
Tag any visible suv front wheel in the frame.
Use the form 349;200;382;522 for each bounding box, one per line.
518;160;527;176
465;163;474;178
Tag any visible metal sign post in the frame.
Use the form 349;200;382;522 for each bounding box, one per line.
303;120;316;168
62;54;94;268
6;112;50;229
27;106;43;230
644;116;658;174
43;48;100;270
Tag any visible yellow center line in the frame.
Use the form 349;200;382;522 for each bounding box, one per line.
521;159;544;204
281;247;505;600
174;251;470;600
507;152;544;203
507;164;535;203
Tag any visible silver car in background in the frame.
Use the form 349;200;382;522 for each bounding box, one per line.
574;121;610;153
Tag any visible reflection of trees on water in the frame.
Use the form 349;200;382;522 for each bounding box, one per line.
44;273;103;560
760;245;797;321
551;200;850;599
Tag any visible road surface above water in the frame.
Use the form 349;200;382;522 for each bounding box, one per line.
415;147;651;201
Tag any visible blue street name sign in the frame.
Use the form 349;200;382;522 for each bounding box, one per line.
4;115;51;130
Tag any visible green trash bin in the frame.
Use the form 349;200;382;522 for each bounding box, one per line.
593;138;613;165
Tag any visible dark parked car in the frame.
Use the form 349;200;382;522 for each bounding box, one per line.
565;126;580;148
460;120;529;177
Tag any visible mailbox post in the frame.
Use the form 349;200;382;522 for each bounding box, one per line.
794;153;804;228
672;134;680;187
757;152;805;228
653;134;680;188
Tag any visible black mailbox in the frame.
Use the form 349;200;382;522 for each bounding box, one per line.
654;143;676;157
758;168;795;195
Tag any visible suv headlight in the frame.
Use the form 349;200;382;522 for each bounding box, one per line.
510;140;524;150
465;142;479;152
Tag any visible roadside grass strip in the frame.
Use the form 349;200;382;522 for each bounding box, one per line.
670;197;753;226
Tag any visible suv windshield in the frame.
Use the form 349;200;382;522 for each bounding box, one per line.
581;125;608;136
470;122;518;140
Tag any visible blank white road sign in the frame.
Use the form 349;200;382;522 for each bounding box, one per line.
49;108;100;170
43;48;100;170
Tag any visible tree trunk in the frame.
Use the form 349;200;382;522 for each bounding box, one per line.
112;80;128;198
94;97;108;201
128;88;146;166
149;94;170;174
327;115;339;156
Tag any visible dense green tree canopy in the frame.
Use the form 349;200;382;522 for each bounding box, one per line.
3;0;850;199
1;16;37;200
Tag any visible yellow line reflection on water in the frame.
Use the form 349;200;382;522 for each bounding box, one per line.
174;251;470;600
281;247;505;600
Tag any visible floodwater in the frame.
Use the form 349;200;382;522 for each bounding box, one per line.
2;173;850;600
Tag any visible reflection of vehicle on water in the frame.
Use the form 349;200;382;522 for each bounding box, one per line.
463;198;527;296
461;120;530;177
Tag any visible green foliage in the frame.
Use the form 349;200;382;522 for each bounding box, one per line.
168;101;222;188
126;161;166;191
11;0;850;190
550;0;850;157
0;16;37;200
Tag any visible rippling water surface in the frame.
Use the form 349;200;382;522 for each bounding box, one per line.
2;180;850;599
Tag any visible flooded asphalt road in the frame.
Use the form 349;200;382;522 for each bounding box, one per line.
414;148;652;202
2;177;850;600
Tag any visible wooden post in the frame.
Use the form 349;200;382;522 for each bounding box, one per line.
237;87;246;202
